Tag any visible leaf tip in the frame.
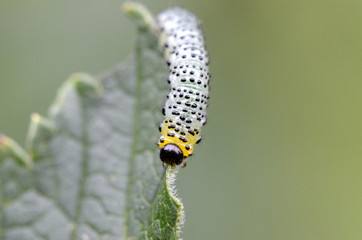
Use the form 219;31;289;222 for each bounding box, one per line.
49;73;102;119
122;1;157;32
0;134;33;168
69;73;103;96
31;112;41;122
26;113;55;158
121;1;133;13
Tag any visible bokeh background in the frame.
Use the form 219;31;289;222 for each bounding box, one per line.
1;0;361;239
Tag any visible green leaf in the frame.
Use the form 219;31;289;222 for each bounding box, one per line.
0;2;184;240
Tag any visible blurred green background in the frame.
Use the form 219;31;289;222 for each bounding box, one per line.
1;0;361;239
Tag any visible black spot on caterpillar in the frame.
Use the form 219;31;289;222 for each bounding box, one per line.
157;7;210;167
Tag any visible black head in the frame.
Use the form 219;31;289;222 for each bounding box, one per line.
160;144;184;166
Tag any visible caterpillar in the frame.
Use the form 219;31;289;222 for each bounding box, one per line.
157;8;210;166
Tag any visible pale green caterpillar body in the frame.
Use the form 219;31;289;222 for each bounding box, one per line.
157;8;210;166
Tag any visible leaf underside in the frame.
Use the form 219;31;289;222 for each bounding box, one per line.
0;3;183;240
